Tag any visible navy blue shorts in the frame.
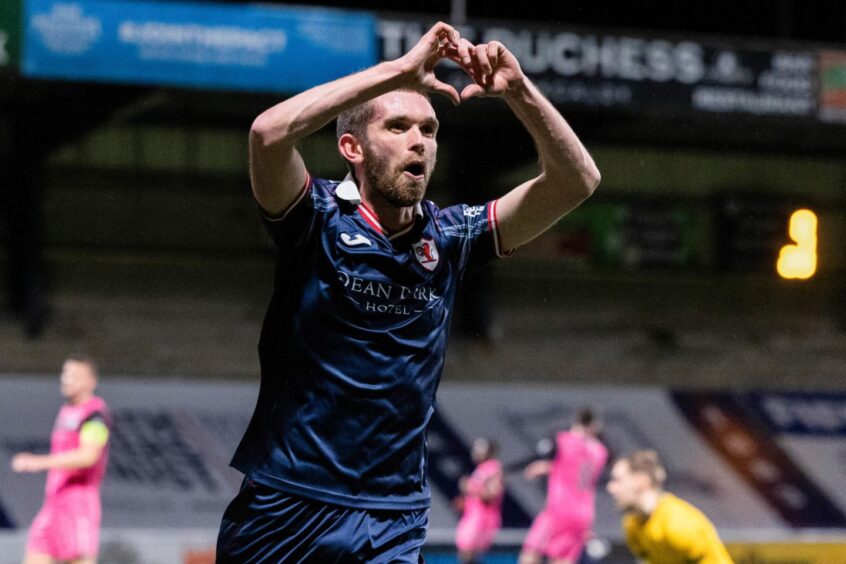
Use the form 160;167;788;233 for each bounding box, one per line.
216;478;428;563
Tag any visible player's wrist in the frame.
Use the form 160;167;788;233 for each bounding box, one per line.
501;73;531;101
388;55;422;89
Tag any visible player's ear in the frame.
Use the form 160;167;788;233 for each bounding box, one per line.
338;133;365;165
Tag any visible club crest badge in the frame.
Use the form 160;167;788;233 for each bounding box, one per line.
412;238;439;271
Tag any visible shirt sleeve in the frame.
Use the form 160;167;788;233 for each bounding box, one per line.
80;415;109;447
259;171;318;252
436;199;512;278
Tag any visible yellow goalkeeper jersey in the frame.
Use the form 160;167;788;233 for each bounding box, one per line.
622;493;734;564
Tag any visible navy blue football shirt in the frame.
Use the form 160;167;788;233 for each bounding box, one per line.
231;173;509;510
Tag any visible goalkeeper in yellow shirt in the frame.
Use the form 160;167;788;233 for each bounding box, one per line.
607;450;734;564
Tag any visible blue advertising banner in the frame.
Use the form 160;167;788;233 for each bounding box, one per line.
22;0;377;92
744;391;846;437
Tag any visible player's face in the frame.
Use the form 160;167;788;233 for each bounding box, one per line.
60;360;96;403
471;439;490;464
607;460;645;510
361;91;438;207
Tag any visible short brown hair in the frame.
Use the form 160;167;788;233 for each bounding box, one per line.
336;100;378;145
335;87;430;143
66;353;99;378
575;407;598;427
622;450;667;487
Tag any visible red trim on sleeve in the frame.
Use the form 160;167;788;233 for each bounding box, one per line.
490;199;513;258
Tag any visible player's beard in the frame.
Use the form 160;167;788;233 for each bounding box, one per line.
362;144;435;208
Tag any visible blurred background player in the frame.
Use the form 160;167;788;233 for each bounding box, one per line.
455;438;504;564
519;408;608;564
606;450;734;564
11;354;111;564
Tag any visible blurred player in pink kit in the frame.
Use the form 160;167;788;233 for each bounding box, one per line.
11;355;111;564
455;438;504;564
520;409;608;564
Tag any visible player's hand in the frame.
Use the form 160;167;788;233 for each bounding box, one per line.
450;40;525;101
523;460;546;480
11;453;43;473
396;22;464;105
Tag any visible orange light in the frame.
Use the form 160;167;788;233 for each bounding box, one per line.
777;209;817;280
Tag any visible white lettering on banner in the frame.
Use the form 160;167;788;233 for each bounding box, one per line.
390;21;706;84
758;72;812;92
379;20;479;63
478;28;706;84
379;20;422;60
762;397;846;433
299;21;370;53
118;21;287;53
379;20;816;119
772;52;815;72
534;79;633;106
32;3;101;55
757;52;814;93
692;87;813;115
380;20;709;84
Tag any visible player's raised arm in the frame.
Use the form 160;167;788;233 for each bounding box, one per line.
249;22;467;216
523;459;552;480
453;40;601;251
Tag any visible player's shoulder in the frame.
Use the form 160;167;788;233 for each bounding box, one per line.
308;176;343;212
427;201;489;231
85;396;113;422
91;394;110;408
590;436;609;458
558;429;596;449
663;493;701;512
660;494;712;528
555;430;577;449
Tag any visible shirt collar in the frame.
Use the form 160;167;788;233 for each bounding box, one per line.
335;174;424;220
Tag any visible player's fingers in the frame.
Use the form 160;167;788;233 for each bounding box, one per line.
443;48;483;85
460;83;485;101
430;21;460;49
456;38;474;66
431;80;461;105
439;43;465;63
486;41;500;69
474;43;492;75
459;57;482;84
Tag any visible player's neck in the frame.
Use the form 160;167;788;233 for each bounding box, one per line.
638;489;663;516
360;186;415;234
68;392;93;406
